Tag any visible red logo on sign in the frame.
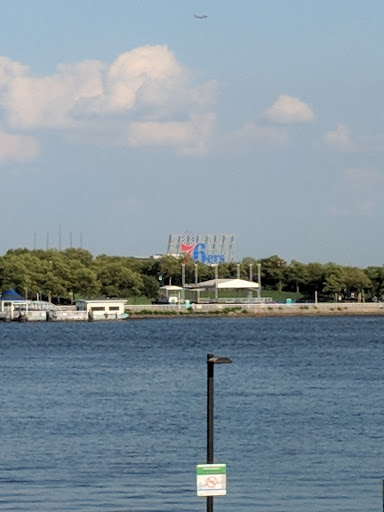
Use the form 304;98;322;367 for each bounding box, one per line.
206;476;217;488
181;243;196;260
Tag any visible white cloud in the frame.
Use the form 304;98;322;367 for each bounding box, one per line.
0;46;213;128
264;95;315;124
0;46;218;156
127;113;216;155
0;56;28;85
324;124;354;150
4;61;104;129
0;131;39;164
324;124;384;153
105;45;185;112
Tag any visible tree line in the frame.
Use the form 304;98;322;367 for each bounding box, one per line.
0;249;382;303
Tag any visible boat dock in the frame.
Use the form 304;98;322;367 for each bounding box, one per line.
0;290;129;322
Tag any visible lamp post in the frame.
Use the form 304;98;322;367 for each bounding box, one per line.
206;354;232;512
382;479;384;512
257;263;261;299
249;264;253;302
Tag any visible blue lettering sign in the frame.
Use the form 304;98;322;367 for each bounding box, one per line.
193;243;207;263
192;243;225;264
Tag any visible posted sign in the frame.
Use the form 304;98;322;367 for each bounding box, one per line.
196;464;227;496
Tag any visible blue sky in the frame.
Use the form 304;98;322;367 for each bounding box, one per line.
0;0;383;267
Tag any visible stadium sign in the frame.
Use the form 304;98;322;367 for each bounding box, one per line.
168;233;235;263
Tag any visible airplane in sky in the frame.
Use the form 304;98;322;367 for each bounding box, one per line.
194;14;208;19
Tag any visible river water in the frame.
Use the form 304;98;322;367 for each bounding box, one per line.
0;316;383;511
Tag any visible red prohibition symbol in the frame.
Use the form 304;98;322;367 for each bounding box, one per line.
206;476;217;488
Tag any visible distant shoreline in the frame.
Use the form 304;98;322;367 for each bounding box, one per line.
127;303;384;318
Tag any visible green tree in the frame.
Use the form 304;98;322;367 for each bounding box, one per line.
364;267;382;299
37;269;67;300
303;262;325;298
284;260;309;293
323;264;346;301
96;261;143;297
0;253;32;294
344;267;371;301
141;275;160;299
259;255;287;291
157;256;185;286
63;248;94;267
67;260;100;298
241;258;259;281
0;250;49;297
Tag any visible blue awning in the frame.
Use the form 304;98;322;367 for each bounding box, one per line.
1;288;25;301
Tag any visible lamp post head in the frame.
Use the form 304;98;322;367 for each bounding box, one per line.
207;354;232;364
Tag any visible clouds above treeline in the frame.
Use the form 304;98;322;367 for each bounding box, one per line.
324;123;384;152
0;44;376;164
0;46;216;160
263;95;314;124
0;131;39;164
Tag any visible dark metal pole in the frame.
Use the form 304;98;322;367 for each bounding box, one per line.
205;354;231;511
382;479;384;512
207;354;214;512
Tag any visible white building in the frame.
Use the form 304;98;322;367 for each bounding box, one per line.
76;299;128;320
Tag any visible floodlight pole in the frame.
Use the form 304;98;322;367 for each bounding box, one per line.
206;354;232;512
214;265;219;302
181;263;185;302
257;263;261;299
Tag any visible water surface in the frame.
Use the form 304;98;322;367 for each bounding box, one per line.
0;316;383;511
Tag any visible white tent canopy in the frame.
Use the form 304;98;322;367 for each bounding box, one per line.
193;279;259;290
159;285;183;304
160;285;184;291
